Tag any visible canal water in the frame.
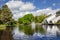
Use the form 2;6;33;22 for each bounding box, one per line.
12;22;60;40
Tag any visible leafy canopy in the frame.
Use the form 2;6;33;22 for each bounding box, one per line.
18;14;34;25
35;14;47;23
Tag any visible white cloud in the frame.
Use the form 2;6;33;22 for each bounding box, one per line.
19;2;35;11
6;1;35;11
6;0;60;20
32;8;53;16
6;0;36;20
6;1;24;9
32;8;60;16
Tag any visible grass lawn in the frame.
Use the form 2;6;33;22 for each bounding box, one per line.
0;25;6;30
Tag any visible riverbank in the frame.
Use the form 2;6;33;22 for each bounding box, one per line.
0;27;13;40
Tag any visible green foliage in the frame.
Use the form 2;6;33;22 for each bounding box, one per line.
56;20;60;28
35;14;47;23
18;14;34;25
0;24;6;30
7;19;17;27
0;5;13;24
23;14;34;22
0;9;2;14
56;20;60;24
0;20;3;24
0;4;16;30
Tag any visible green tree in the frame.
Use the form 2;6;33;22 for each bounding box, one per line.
0;5;16;30
0;9;2;14
35;14;47;23
23;14;34;22
18;14;34;25
56;20;60;24
56;20;60;29
0;5;13;24
0;9;3;24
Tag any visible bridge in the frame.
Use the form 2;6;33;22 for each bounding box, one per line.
42;12;60;24
42;11;60;34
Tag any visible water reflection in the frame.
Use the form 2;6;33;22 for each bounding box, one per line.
12;24;60;40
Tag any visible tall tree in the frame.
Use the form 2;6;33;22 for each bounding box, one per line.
0;5;14;40
0;5;13;24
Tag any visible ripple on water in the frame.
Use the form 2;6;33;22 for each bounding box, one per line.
13;32;60;40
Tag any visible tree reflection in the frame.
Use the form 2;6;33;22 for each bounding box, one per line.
19;24;46;35
35;25;46;34
19;25;34;35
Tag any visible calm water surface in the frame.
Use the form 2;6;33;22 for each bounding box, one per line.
12;23;60;40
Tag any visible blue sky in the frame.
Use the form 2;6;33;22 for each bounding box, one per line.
0;0;60;9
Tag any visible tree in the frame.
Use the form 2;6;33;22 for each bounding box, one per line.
35;14;47;23
56;20;60;29
23;14;34;22
0;9;2;14
0;5;16;30
18;14;34;25
0;9;3;24
0;5;14;40
0;5;13;24
56;20;60;24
